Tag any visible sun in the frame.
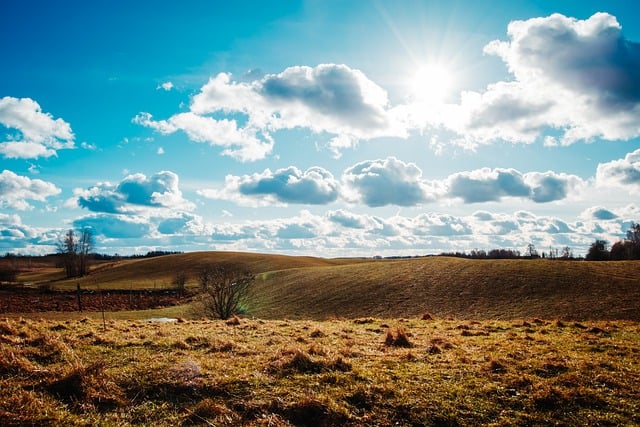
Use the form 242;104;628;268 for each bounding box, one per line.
409;63;453;103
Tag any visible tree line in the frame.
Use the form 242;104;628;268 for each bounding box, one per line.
586;223;640;261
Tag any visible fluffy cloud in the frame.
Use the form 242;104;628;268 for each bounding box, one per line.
448;168;583;203
133;112;274;162
75;171;194;214
581;206;619;221
596;148;640;187
328;209;370;229
343;157;440;207
0;97;75;159
201;166;340;206
0;170;61;210
73;214;151;239
420;13;640;148
136;64;403;160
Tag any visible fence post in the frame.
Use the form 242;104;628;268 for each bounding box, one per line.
76;282;82;312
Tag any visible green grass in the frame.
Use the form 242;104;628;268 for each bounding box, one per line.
1;316;638;426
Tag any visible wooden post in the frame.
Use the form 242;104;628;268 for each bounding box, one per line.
76;283;82;312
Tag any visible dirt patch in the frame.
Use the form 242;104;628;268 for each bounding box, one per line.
0;287;191;313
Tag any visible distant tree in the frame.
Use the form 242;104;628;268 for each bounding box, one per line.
561;246;572;259
198;265;253;320
56;228;94;278
586;239;609;261
172;270;188;296
627;222;640;245
526;243;538;258
625;222;640;259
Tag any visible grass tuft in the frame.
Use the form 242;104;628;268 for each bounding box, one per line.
384;326;413;348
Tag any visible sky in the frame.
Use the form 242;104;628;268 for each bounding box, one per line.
2;0;640;257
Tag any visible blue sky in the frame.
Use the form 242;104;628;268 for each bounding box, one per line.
2;0;640;256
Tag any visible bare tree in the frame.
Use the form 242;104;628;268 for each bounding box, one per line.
56;228;94;278
198;264;253;319
172;270;188;296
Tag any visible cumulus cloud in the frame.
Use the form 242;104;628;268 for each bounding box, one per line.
0;169;61;210
596;148;640;187
327;209;370;229
581;206;619;221
136;64;404;160
343;157;440;207
0;97;75;159
201;166;340;206
447;168;583;203
414;13;640;148
75;171;194;214
73;214;151;239
158;81;174;91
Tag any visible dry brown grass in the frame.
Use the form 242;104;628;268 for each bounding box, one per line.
10;253;640;323
2;316;639;426
249;257;640;320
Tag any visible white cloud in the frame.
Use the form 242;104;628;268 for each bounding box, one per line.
405;13;640;148
133;111;273;162
199;166;340;206
158;81;174;91
596;148;640;188
343;157;441;207
73;214;152;239
0;97;75;159
447;168;584;203
136;64;405;160
75;170;194;214
0;169;61;210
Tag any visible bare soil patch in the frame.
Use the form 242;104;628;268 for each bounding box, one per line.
0;287;190;313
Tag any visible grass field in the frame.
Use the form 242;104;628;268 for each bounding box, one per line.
1;316;638;426
9;252;640;321
2;252;640;425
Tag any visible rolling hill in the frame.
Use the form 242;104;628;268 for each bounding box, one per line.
12;252;640;320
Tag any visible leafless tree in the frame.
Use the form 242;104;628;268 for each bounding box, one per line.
56;228;94;278
198;264;253;319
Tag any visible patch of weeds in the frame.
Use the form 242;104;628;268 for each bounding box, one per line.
184;335;210;349
309;328;325;338
0;321;20;336
210;341;235;353
430;336;454;350
45;360;125;410
283;396;349;427
226;316;241;326
384;326;413;348
487;358;508;374
49;323;68;331
0;346;37;375
267;348;351;376
420;312;435;320
535;361;569;378
353;318;375;324
185;398;239;425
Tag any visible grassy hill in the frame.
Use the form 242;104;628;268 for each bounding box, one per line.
249;256;640;320
12;252;640;321
36;251;367;290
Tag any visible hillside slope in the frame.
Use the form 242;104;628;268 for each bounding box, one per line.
248;257;640;320
50;251;366;290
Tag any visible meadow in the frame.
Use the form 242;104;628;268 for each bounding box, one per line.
1;252;640;425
